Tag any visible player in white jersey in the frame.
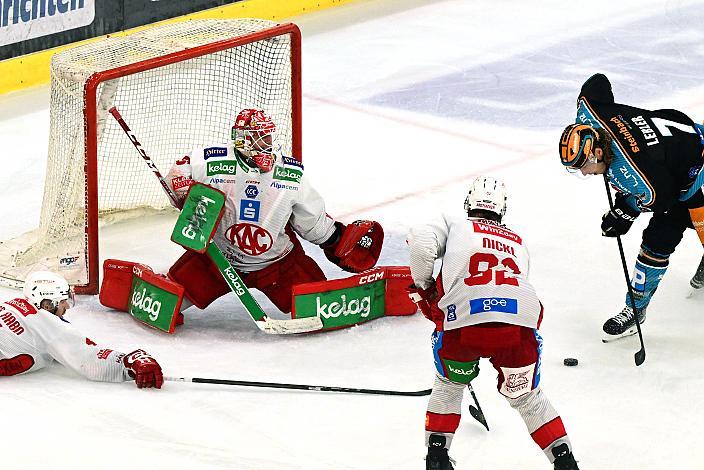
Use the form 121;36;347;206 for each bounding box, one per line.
407;177;578;470
162;109;383;315
0;271;163;388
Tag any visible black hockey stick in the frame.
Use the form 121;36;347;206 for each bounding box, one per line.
603;176;646;366
166;376;432;396
468;384;489;431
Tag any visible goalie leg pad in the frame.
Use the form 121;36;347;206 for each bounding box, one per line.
291;266;415;330
100;259;153;311
130;267;185;334
168;250;229;309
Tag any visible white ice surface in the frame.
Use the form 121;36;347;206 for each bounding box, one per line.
2;1;704;468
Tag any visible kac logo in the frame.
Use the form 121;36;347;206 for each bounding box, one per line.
245;185;259;199
225;223;273;256
469;297;518;315
239;199;260;222
447;304;457;321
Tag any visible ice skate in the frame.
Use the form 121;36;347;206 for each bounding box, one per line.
552;443;579;470
426;434;454;470
687;254;704;298
602;306;646;343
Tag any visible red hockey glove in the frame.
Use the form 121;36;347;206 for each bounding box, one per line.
323;220;384;273
123;349;163;389
406;283;442;329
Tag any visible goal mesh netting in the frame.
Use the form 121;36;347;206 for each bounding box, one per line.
0;18;300;293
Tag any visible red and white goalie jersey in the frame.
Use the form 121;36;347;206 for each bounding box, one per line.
0;298;130;381
408;215;542;331
165;144;337;272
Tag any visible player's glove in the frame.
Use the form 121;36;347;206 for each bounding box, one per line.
601;196;640;237
123;349;164;389
406;282;443;329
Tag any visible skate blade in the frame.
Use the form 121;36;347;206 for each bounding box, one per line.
687;286;702;299
602;326;639;343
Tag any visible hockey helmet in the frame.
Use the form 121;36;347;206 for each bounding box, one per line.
231;109;277;172
559;123;599;170
464;176;508;219
23;271;74;311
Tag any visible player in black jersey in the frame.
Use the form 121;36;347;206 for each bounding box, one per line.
559;74;704;341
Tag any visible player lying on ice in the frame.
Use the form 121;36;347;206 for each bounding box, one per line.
560;73;704;342
407;176;579;470
0;271;162;388
100;109;415;332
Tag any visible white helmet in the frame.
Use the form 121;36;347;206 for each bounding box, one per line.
23;271;73;310
464;176;508;219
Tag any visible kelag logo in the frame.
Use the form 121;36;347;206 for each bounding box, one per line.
206;160;237;176
273;166;302;183
469;297;517;315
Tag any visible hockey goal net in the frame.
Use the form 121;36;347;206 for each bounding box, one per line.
0;18;301;294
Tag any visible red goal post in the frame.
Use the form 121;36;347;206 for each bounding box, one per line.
0;19;302;294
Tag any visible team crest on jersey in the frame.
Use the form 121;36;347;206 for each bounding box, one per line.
225;223;273;256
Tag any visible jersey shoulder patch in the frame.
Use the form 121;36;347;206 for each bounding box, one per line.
4;298;37;317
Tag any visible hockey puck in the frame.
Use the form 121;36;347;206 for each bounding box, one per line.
563;358;578;367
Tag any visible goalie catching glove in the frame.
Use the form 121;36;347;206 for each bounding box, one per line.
322;220;384;273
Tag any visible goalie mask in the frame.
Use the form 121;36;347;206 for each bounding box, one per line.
23;271;75;313
464;176;508;220
232;109;277;172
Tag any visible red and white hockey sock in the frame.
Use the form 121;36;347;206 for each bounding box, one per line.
507;387;572;462
425;373;465;449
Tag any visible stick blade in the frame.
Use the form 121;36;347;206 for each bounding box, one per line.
634;348;646;366
257;316;324;334
469;405;489;431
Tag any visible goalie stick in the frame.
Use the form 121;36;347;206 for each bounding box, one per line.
165;376;432;396
110;107;323;335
